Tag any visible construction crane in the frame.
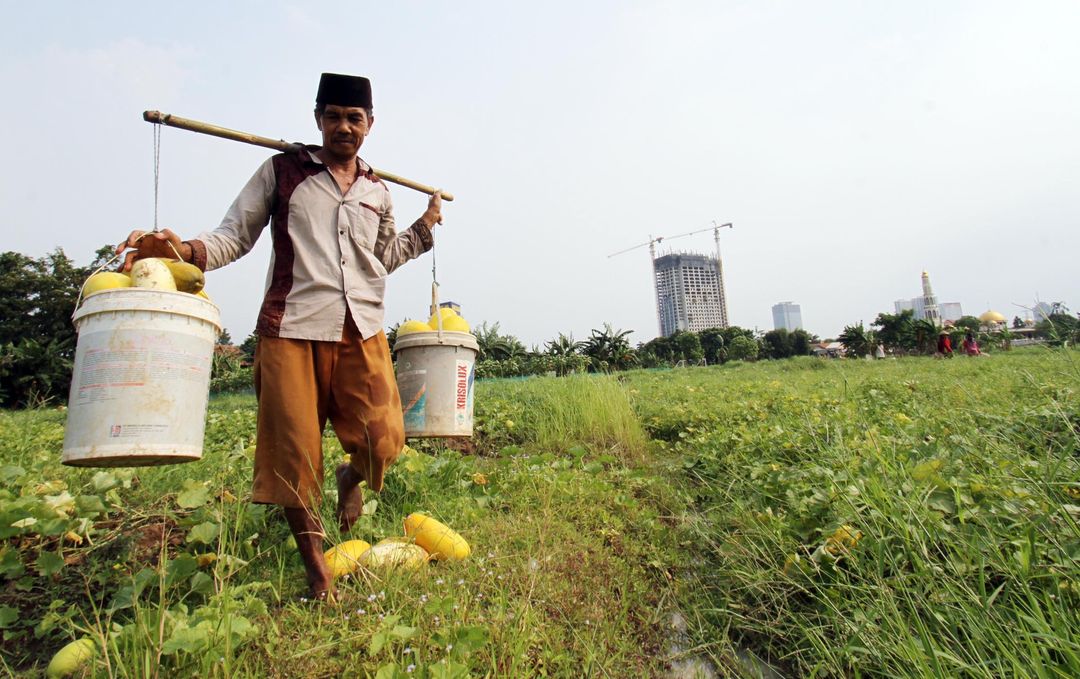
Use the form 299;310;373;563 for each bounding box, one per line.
608;221;733;334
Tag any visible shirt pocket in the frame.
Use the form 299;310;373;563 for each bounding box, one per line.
348;202;381;251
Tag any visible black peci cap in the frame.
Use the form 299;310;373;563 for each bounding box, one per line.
316;73;373;109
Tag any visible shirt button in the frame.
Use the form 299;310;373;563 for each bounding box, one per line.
341;260;346;266
339;230;344;235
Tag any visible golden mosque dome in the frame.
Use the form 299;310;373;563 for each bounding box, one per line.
979;310;1006;324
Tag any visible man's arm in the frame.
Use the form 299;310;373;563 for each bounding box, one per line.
190;159;276;272
374;191;441;274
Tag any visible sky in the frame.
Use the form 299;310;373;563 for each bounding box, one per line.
3;1;1078;345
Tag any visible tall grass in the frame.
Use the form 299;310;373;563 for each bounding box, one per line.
629;349;1080;677
475;373;648;460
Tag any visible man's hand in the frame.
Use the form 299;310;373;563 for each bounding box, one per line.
420;191;443;229
115;229;192;272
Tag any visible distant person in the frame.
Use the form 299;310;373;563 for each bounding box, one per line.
875;343;886;359
936;332;953;358
962;332;981;356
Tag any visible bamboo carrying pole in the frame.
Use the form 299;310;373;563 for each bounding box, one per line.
142;110;454;201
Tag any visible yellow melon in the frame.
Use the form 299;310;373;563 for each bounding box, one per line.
427;307;459;330
324;539;372;578
46;638;96;678
439;315;471;333
359;537;429;570
403;513;470;562
83;272;131;297
398;320;434;336
130;258;177;291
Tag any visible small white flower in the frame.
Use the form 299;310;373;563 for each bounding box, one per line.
378;613;385;620
453;604;459;610
368;594;377;602
406;664;416;673
457;578;465;586
435;578;445;585
403;647;413;654
218;657;225;663
419;594;428;603
446;644;454;652
357;608;366;615
432;616;440;625
300;597;307;603
487;551;495;558
498;574;504;580
379;590;386;599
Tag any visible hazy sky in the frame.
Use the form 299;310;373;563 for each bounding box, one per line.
3;1;1078;345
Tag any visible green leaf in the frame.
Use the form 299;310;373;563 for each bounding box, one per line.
0;606;18;628
452;625;490;654
35;551;64;576
162;622;211;655
0;466;25;484
176;482;211;509
368;630;388;657
165;555;198;587
90;472;118;493
0;551;24;579
187;522;220;545
133;568;159;597
374;664;400;679
390;625;417;639
75;495;108;517
189;571;214;596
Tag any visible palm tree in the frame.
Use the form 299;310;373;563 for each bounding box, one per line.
838;323;875;357
583;323;636;372
473;321;524;361
912;319;939;354
545;332;584;357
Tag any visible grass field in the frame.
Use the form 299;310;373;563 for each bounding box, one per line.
1;348;1078;677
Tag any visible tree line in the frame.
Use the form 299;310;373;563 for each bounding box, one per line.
3;248;1078;407
838;308;1078;357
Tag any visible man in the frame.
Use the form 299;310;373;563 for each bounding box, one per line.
117;73;441;600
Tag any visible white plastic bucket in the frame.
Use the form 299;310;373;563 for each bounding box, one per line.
62;289;221;467
393;331;479;437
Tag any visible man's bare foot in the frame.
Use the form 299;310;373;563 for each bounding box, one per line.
283;507;333;600
336;463;364;534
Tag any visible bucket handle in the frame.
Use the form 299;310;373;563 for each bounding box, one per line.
431;280;446;344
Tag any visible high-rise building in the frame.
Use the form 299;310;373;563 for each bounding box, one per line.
772;302;803;332
654;252;727;336
1033;302;1055;322
938;302;963;323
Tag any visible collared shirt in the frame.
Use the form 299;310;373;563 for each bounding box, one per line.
188;147;433;341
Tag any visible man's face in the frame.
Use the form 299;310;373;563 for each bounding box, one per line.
315;104;373;160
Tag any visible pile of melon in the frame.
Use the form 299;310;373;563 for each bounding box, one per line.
397;307;470;336
324;512;470;579
81;258;210;302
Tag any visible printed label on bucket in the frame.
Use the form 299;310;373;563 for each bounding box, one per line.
455;360;474;427
398;369;427;430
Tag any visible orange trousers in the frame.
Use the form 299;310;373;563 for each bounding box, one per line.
251;318;404;508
